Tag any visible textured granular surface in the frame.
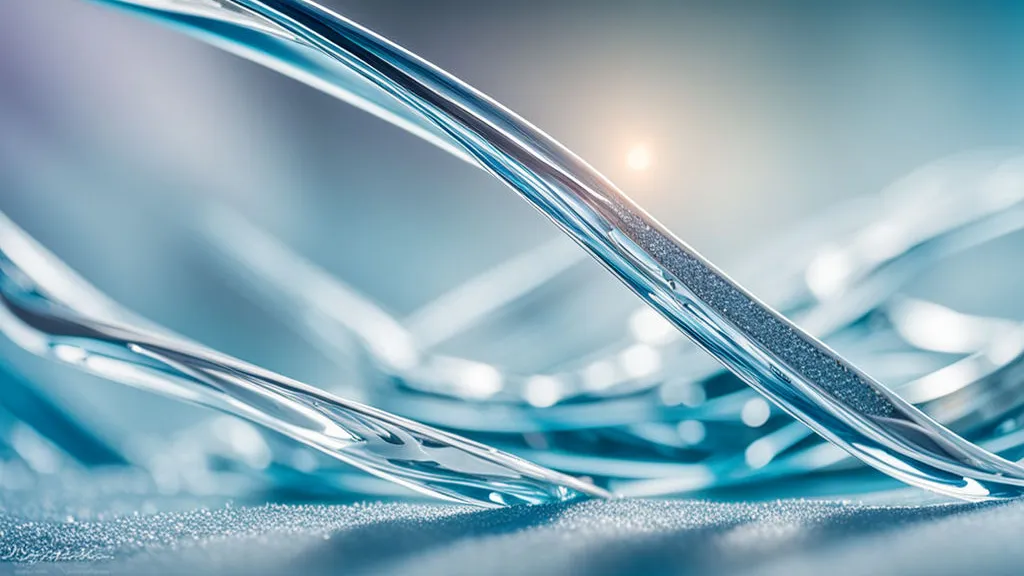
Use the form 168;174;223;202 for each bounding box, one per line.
610;201;895;417
1;475;1020;576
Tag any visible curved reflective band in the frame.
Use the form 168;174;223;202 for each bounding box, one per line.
87;0;1024;500
0;212;608;507
199;154;1024;430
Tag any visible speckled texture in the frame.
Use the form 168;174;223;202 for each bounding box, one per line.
3;493;1019;576
610;201;895;417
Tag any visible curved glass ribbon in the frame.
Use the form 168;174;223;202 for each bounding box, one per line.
190;157;1024;495
86;0;1024;501
0;212;608;507
199;153;1024;428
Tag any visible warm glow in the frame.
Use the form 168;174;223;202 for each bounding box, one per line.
626;144;653;171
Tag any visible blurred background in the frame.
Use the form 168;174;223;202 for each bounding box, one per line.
2;0;1024;499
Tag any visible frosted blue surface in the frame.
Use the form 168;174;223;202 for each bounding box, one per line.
0;484;1015;576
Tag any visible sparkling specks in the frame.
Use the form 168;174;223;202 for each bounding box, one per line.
608;201;895;417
